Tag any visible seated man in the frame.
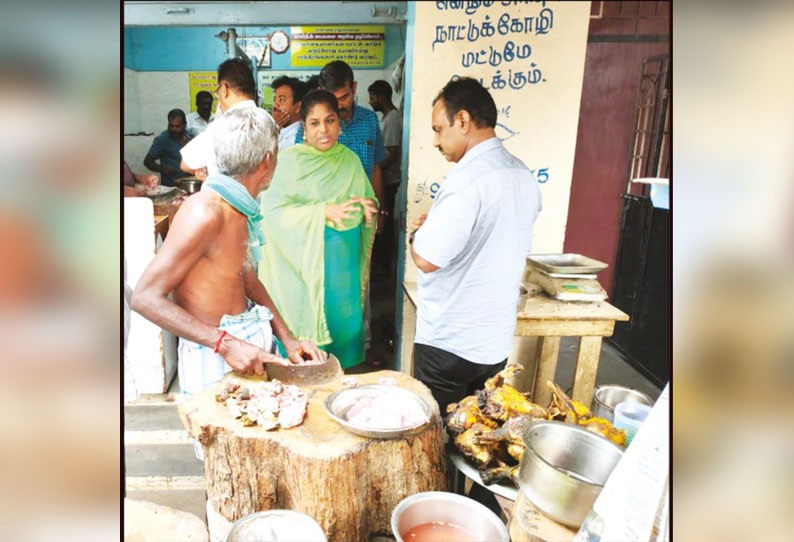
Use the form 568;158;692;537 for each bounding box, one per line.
131;107;325;457
186;91;215;137
123;161;159;197
143;109;191;186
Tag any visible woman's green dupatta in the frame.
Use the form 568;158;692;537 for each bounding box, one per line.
258;142;377;345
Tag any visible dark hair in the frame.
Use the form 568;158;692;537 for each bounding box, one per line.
167;108;186;122
217;57;256;100
304;74;321;92
299;89;340;121
432;77;497;129
319;60;354;92
195;90;213;103
271;76;308;103
367;80;392;101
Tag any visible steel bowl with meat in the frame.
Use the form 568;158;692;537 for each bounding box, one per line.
324;384;432;439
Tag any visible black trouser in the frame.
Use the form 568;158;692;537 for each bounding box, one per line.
412;343;507;416
373;182;399;272
413;343;507;517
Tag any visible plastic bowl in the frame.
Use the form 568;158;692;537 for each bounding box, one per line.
612;402;653;445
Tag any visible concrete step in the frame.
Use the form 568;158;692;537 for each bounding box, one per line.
125;403;185;431
126;489;207;520
125;444;205;477
124;389;207;518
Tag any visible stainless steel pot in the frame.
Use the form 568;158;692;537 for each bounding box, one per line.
517;420;624;528
176;178;202;194
226;510;326;542
391;491;509;542
592;384;653;422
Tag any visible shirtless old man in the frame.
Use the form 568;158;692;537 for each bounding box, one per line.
131;107;324;403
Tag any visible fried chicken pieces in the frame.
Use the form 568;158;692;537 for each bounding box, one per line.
446;367;627;485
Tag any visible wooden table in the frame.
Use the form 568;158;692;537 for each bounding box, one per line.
178;369;447;542
153;214;169;241
517;293;629;406
401;282;629;406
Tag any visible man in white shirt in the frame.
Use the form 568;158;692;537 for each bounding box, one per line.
186;90;215;137
271;76;306;153
180;58;268;180
410;77;542;415
368;80;402;276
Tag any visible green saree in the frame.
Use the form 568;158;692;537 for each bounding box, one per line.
258;142;377;368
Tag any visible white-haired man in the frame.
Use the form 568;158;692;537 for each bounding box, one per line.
132;108;325;408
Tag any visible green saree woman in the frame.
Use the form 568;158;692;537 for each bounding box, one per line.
258;91;378;369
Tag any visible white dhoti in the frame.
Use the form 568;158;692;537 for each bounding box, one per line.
178;301;274;459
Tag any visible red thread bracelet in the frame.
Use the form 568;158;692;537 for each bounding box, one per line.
214;330;227;353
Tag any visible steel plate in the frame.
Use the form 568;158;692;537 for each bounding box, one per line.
324;385;433;439
527;253;608;274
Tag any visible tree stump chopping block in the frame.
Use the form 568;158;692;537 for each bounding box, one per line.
178;370;448;542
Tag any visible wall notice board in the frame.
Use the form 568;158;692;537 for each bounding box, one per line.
290;25;385;68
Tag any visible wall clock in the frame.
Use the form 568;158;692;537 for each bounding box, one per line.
270;31;289;54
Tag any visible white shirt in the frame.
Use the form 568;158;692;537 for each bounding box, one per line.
277;121;300;153
180;99;258;176
413;137;542;365
379;109;402;186
124;259;138;403
186;111;214;137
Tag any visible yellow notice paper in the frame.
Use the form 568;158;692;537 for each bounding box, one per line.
188;72;219;114
290;26;384;68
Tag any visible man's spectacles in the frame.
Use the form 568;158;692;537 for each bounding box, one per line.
214;82;228;99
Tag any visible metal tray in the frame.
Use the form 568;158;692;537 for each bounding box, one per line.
324;385;432;439
527;254;608;274
138;184;180;203
449;450;518;501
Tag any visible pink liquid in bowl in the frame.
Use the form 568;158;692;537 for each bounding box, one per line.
401;521;479;542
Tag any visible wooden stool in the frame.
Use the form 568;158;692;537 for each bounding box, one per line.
153;214;169;241
516;294;629;405
399;283;628;407
179;370;447;542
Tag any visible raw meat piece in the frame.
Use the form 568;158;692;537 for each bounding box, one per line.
217;378;308;430
343;389;430;430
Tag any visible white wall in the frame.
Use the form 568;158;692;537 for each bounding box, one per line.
124;70;193;172
402;2;591;283
397;2;591;370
